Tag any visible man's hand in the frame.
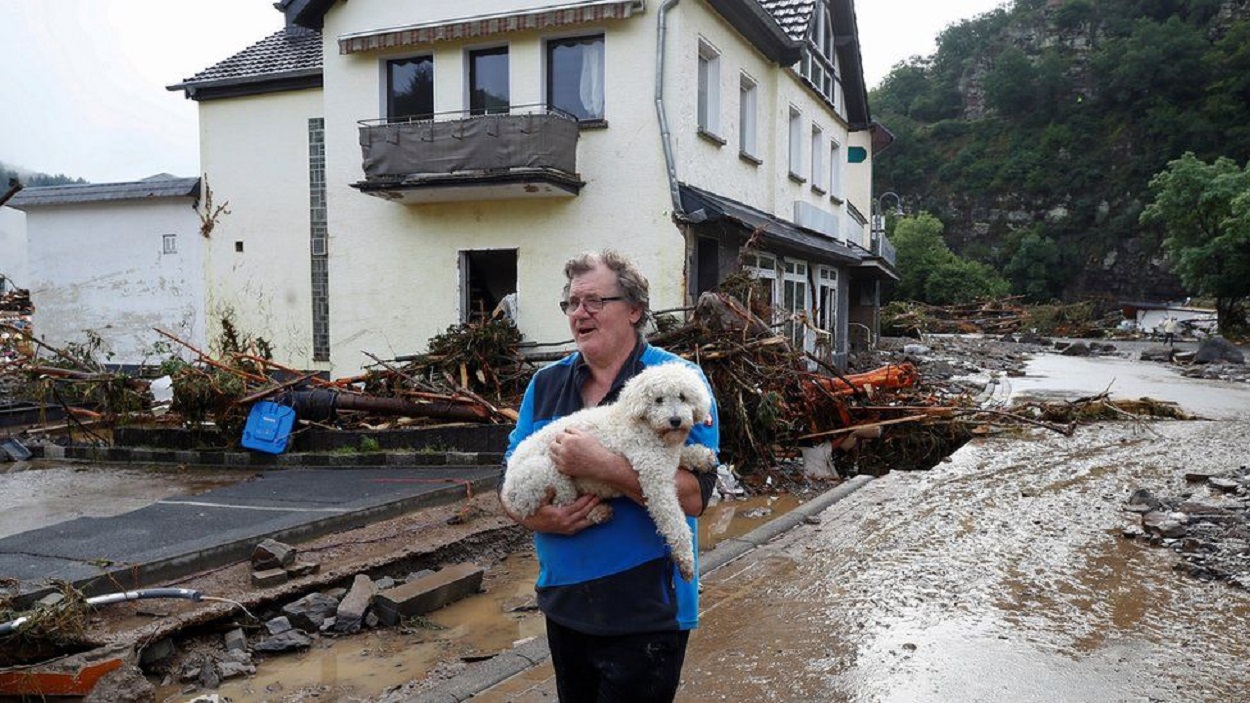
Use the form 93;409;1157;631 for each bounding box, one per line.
547;426;617;480
503;488;602;535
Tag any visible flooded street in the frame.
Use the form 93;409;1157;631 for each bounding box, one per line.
684;352;1250;702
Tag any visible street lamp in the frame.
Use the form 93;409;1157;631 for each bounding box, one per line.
871;192;904;255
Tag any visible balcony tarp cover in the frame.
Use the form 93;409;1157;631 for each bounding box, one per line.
359;114;579;179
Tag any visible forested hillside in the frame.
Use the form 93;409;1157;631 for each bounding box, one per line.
871;0;1250;302
0;161;86;189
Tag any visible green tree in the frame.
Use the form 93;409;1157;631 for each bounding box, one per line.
890;212;1011;304
1140;152;1250;332
1003;227;1064;301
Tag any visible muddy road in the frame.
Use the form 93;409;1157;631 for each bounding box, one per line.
682;353;1250;702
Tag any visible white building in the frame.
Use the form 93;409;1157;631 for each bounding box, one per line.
0;203;27;295
169;0;895;375
6;177;207;366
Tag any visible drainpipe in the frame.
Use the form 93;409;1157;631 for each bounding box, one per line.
656;0;685;218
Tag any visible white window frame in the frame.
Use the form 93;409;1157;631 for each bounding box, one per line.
697;40;721;137
743;252;778;310
161;233;177;255
739;73;758;158
782;259;810;352
829;139;844;201
810;124;825;192
788;107;803;180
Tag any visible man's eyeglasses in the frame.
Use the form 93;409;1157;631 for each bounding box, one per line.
559;296;625;315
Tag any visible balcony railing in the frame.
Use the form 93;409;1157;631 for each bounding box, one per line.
353;104;584;204
871;231;896;267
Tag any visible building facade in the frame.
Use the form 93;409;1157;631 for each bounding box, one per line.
6;177;207;366
171;0;895;375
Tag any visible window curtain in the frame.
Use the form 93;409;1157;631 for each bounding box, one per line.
578;39;605;119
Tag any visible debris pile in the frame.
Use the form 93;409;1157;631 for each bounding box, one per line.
1123;467;1250;590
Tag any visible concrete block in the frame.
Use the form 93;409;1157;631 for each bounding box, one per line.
224;628;247;652
251;568;288;588
374;563;484;626
286;561;320;578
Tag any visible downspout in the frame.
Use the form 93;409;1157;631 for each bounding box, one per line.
656;0;685;218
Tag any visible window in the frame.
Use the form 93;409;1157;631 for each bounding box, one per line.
782;260;809;350
697;41;721;136
387;55;434;121
829;140;844;199
161;234;177;255
800;0;839;109
461;249;518;323
815;266;838;363
742;252;777;309
739;74;758;157
810;125;825;191
547;35;604;120
469;47;509;116
788;108;803;179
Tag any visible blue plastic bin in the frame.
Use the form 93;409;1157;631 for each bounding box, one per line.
241;401;296;454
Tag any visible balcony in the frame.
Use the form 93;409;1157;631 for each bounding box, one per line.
871;231;896;267
352;105;585;205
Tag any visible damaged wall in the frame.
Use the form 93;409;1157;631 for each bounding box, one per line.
199;89;324;369
0;206;27;292
24;198;205;365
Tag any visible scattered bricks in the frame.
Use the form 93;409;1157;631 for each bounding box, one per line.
253;538;297;571
224;628;247;652
286;560;321;578
333;574;377;634
373;563;484;626
252;568;288;588
265;616;293;635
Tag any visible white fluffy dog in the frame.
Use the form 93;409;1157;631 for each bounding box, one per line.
502;363;718;580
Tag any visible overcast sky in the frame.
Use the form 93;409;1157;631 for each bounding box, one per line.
0;0;1006;184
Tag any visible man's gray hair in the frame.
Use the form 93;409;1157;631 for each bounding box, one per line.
562;249;651;332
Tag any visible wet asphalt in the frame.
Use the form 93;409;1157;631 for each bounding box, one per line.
0;465;500;604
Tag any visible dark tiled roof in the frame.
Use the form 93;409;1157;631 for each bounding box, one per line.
168;29;322;93
759;0;816;41
7;177;200;209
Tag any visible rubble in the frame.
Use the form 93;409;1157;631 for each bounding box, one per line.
1124;466;1250;589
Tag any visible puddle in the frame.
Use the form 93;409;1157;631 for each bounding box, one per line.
149;493;803;702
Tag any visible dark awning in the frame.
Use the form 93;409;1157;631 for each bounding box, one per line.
678;183;862;266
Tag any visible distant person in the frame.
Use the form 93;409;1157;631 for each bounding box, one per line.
1162;316;1178;347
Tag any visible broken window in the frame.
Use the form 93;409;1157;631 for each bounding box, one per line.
388;55;434;121
461;249;518;323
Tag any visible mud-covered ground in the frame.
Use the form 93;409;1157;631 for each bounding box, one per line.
681;344;1250;703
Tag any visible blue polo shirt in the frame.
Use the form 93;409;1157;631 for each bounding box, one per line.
505;341;720;635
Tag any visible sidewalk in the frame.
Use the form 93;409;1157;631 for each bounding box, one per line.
0;462;502;606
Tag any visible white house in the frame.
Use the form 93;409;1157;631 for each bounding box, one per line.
6;176;207;366
169;0;895;375
0;205;27;295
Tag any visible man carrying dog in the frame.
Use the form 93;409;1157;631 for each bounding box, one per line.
502;249;720;702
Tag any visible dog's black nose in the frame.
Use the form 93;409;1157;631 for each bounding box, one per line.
668;417;682;428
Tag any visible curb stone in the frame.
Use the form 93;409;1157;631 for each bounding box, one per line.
402;474;875;702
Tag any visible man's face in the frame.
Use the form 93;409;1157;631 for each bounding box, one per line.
565;263;641;364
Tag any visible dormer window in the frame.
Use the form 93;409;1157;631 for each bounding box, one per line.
800;0;838;110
